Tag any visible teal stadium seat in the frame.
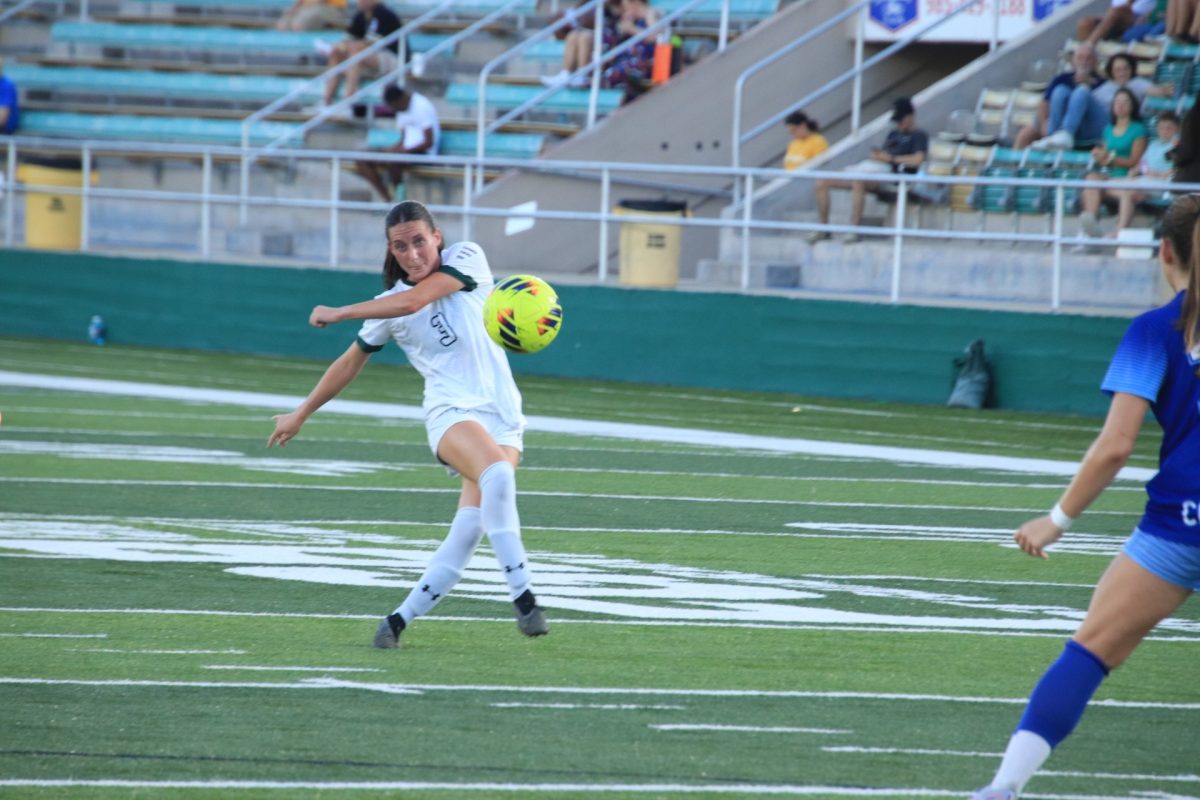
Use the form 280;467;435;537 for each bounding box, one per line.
51;21;332;54
969;166;1015;213
445;82;622;116
19;111;300;147
651;0;780;21
367;127;546;158
392;0;539;17
6;64;324;104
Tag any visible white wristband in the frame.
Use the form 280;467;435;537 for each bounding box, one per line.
1049;502;1075;531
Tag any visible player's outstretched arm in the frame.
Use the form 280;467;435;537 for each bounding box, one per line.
268;343;370;447
1014;392;1148;559
310;273;465;327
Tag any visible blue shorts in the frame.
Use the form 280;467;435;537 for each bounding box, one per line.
1122;529;1200;591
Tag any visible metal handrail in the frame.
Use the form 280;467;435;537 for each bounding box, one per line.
239;0;452;153
475;0;716;176
2;132;1186;312
0;0;61;25
730;0;870;170
739;0;993;156
473;0;602;169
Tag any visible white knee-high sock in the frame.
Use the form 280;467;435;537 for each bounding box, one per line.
991;730;1053;793
394;506;483;623
478;461;532;600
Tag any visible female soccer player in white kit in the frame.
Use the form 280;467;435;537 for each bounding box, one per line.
971;195;1200;798
267;201;549;648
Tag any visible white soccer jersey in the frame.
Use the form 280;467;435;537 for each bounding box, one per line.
355;241;525;431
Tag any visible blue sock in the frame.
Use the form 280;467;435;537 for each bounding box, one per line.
1016;639;1110;747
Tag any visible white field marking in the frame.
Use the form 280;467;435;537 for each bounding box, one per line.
0;677;421;694
0;607;1127;640
4;676;1200;711
821;749;1200;784
3;437;1142;490
17;605;1200;643
824;746;1001;757
582;385;1105;433
0;440;408;478
0;780;973;796
0;476;1136;516
0;406;283;422
0;513;1108;550
0;370;1157;480
804;574;1094;589
0;607;1101;640
203;665;384;673
0;632;106;638
71;648;247;655
490;702;686;710
651;724;851;734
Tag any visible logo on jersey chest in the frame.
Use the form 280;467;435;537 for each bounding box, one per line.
429;313;458;347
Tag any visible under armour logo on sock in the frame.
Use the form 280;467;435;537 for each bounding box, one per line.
422;583;442;601
504;562;525;574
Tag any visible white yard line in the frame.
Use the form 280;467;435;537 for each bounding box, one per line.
0;370;1156;480
651;724;851;734
0;476;1135;516
0;780;1168;798
5;607;1197;642
822;749;1200;784
202;665;384;673
3;676;1198;710
490;702;685;710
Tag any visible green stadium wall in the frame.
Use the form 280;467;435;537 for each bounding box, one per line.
1;250;1132;416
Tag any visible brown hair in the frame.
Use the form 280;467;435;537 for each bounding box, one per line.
1159;194;1200;352
381;200;440;289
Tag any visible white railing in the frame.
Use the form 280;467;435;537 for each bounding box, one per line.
1;134;1182;312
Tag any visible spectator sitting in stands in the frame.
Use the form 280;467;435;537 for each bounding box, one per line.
1078;0;1165;44
1167;0;1200;43
782;110;828;170
541;0;623;89
1093;52;1173;109
0;59;19;135
603;0;660;103
1077;88;1150;248
1172;101;1200;184
320;0;402;112
1017;43;1105;150
807;97;927;245
355;83;439;203
277;0;347;31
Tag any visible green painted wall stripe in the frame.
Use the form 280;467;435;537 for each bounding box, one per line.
1;250;1131;415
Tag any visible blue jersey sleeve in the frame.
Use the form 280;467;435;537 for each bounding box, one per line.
1101;312;1168;401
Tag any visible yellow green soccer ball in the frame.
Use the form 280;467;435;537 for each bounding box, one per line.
483;274;563;354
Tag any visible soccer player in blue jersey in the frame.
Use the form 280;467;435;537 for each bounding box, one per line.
971;194;1200;800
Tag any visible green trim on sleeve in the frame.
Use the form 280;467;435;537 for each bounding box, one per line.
438;265;477;291
356;336;384;353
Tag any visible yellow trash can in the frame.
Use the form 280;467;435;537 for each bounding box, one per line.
16;159;96;250
615;199;687;288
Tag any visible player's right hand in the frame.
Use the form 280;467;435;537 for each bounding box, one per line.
268;411;304;448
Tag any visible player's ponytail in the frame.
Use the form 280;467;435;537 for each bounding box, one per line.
1159;194;1200;354
381;200;441;289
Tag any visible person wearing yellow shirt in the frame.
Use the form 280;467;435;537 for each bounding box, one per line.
783;110;828;171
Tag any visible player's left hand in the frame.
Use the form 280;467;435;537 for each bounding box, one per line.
1014;515;1064;560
